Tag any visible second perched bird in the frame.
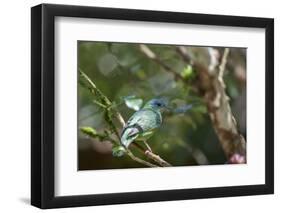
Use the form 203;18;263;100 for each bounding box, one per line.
121;98;168;149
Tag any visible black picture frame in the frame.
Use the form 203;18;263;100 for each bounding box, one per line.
31;3;274;209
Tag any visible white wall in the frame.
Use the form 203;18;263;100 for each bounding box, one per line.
0;0;279;212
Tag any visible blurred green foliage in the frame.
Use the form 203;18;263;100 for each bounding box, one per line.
78;41;246;170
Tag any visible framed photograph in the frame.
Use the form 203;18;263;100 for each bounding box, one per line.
31;3;274;209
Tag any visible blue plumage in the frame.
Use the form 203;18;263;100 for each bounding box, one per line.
121;98;167;148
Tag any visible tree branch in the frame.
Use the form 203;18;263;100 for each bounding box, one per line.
139;44;186;82
81;126;159;167
79;69;172;167
132;142;172;167
79;69;126;128
126;150;159;168
80;127;118;145
139;45;246;162
175;47;246;161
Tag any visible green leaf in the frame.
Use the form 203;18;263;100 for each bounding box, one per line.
112;146;126;157
124;96;143;111
80;126;97;137
181;65;193;79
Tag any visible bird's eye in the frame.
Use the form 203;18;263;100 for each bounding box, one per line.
156;103;161;106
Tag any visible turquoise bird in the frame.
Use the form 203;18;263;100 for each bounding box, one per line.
120;98;168;150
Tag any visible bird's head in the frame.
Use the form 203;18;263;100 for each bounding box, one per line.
144;98;170;111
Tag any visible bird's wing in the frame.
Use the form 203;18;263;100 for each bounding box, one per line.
121;109;161;148
124;109;161;134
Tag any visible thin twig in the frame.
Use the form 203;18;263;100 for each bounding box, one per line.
132;142;172;167
139;44;186;82
143;141;152;152
175;46;193;64
146;151;172;167
79;69;172;167
126;150;159;168
218;48;230;86
79;69;120;140
80;127;119;145
81;127;159;167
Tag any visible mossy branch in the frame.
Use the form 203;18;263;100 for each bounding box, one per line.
80;127;158;167
79;69;125;139
79;69;171;167
80;127;118;145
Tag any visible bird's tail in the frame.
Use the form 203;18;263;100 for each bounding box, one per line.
121;127;139;148
112;127;139;157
